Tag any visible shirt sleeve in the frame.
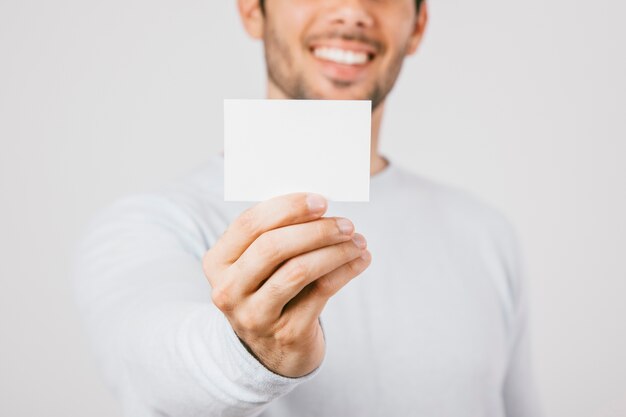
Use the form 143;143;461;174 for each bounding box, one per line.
71;194;322;417
500;221;544;417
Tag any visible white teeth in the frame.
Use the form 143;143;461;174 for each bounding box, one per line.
313;47;369;65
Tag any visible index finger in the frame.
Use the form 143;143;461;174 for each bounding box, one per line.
207;192;328;269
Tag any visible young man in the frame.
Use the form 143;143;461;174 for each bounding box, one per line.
73;1;543;416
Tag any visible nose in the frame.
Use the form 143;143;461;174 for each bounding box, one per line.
325;0;374;29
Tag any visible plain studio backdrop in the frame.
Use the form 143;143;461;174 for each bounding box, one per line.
1;0;624;416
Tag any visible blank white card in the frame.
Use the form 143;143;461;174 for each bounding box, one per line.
224;99;371;202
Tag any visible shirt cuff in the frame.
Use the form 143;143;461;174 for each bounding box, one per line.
216;310;323;399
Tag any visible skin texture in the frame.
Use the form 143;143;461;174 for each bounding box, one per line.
202;1;428;378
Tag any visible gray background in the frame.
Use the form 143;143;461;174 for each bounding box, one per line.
1;0;625;416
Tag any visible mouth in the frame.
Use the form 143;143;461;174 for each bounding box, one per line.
311;46;375;66
308;40;378;83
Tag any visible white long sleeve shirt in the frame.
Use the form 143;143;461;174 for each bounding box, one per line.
72;152;543;417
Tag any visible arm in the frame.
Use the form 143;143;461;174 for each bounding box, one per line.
501;221;544;417
71;194;319;417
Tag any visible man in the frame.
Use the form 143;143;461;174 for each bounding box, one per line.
73;0;543;416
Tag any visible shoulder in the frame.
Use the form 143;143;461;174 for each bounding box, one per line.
393;164;519;243
79;154;228;260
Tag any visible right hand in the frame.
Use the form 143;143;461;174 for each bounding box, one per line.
202;192;371;378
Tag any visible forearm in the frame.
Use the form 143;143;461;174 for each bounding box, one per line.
117;297;311;416
72;196;319;416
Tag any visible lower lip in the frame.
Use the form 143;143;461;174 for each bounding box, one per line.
310;51;373;83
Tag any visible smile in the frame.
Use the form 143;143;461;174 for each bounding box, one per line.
312;46;373;66
307;38;380;83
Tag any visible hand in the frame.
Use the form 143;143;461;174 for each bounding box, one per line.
202;192;371;378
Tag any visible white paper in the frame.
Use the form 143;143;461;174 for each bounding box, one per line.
224;99;371;202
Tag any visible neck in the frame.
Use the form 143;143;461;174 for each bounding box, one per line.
267;80;389;177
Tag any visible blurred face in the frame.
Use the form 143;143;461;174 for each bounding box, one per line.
246;0;426;110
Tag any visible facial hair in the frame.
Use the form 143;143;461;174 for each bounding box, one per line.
262;14;409;110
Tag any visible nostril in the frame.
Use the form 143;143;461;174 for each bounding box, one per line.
327;6;374;28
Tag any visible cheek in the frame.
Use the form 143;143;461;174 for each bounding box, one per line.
382;20;415;58
274;2;316;48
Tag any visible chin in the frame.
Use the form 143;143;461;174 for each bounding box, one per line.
307;80;374;102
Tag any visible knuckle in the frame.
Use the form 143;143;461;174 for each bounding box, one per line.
263;279;285;299
313;277;336;296
256;233;281;263
345;258;360;276
211;286;234;312
263;259;307;299
236;207;259;235
312;219;327;239
339;240;355;259
236;309;264;333
285;257;308;284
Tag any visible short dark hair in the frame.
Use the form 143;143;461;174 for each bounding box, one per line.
259;0;424;15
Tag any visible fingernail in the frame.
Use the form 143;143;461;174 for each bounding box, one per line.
360;250;371;261
336;218;354;235
306;193;327;213
352;234;367;249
